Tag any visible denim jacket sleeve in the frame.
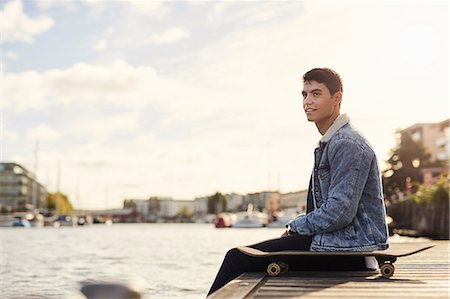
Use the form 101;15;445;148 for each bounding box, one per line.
290;138;372;235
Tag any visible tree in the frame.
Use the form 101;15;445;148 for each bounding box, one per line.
177;206;193;221
47;192;74;214
412;174;449;205
383;132;440;197
207;192;227;214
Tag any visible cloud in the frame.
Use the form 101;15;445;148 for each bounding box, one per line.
92;27;114;51
127;1;170;17
1;0;54;43
3;60;166;111
147;27;191;45
69;110;141;142
2;124;19;143
93;38;107;51
36;0;78;12
26;124;59;141
6;51;19;60
206;2;233;23
4;70;47;111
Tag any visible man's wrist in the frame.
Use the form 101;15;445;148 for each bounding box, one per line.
286;223;296;235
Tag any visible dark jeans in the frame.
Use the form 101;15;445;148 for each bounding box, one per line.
207;234;368;296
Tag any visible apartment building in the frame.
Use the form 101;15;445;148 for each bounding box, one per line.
0;162;47;212
280;190;308;213
244;191;280;215
399;118;449;184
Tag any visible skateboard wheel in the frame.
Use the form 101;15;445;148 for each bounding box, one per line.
380;262;395;278
267;263;282;276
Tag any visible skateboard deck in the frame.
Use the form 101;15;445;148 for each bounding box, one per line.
237;243;435;278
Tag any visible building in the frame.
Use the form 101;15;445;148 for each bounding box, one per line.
434;119;450;162
159;198;195;220
280;190;308;213
148;196;162;222
400;119;449;163
0;162;47;212
399;119;449;184
123;199;151;222
225;192;245;212
193;196;208;218
244;191;280;215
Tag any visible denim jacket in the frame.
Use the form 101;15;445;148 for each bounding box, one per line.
289;114;389;252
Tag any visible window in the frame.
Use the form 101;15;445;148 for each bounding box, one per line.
411;130;422;142
20;186;28;195
13;166;24;174
437;152;448;161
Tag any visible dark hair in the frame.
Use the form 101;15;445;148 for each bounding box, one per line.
303;68;343;95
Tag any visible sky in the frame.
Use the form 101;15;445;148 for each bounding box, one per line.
1;0;448;210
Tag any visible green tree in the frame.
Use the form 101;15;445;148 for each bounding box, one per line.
207;192;227;214
177;206;193;220
412;174;449;204
383;132;439;197
47;192;73;214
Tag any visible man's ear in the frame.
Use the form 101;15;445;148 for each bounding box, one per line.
333;91;342;106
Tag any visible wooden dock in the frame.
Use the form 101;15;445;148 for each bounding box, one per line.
208;241;449;298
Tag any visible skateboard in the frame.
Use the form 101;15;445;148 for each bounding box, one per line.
237;243;435;278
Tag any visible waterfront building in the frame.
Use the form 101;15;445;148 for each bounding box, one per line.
280;190;308;214
158;198;195;220
400;119;449;163
224;192;244;212
123;198;151;222
0;162;47;212
244;191;280;215
193;196;208;219
399;119;449;184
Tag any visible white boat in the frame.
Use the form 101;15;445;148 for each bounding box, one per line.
233;215;265;228
232;204;268;228
54;215;77;227
266;216;293;228
0;213;44;227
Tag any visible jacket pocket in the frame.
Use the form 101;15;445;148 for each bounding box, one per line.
317;166;330;202
343;222;356;239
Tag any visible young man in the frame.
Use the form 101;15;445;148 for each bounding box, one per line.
207;68;389;296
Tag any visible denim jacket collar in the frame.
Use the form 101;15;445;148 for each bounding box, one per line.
318;114;350;146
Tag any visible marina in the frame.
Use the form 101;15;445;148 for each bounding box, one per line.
0;3;448;299
3;223;446;298
0;223;295;298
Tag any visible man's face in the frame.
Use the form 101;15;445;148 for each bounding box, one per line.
302;80;340;123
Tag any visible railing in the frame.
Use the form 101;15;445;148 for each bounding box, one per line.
387;198;449;239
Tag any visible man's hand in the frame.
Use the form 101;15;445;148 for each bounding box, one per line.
281;230;289;237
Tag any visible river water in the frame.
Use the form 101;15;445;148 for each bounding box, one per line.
0;223;288;299
0;223;426;299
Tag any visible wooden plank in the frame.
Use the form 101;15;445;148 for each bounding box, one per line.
211;241;450;299
264;281;450;287
253;293;448;298
207;272;266;299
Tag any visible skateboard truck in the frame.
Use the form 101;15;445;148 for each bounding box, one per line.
377;256;397;278
267;262;289;276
